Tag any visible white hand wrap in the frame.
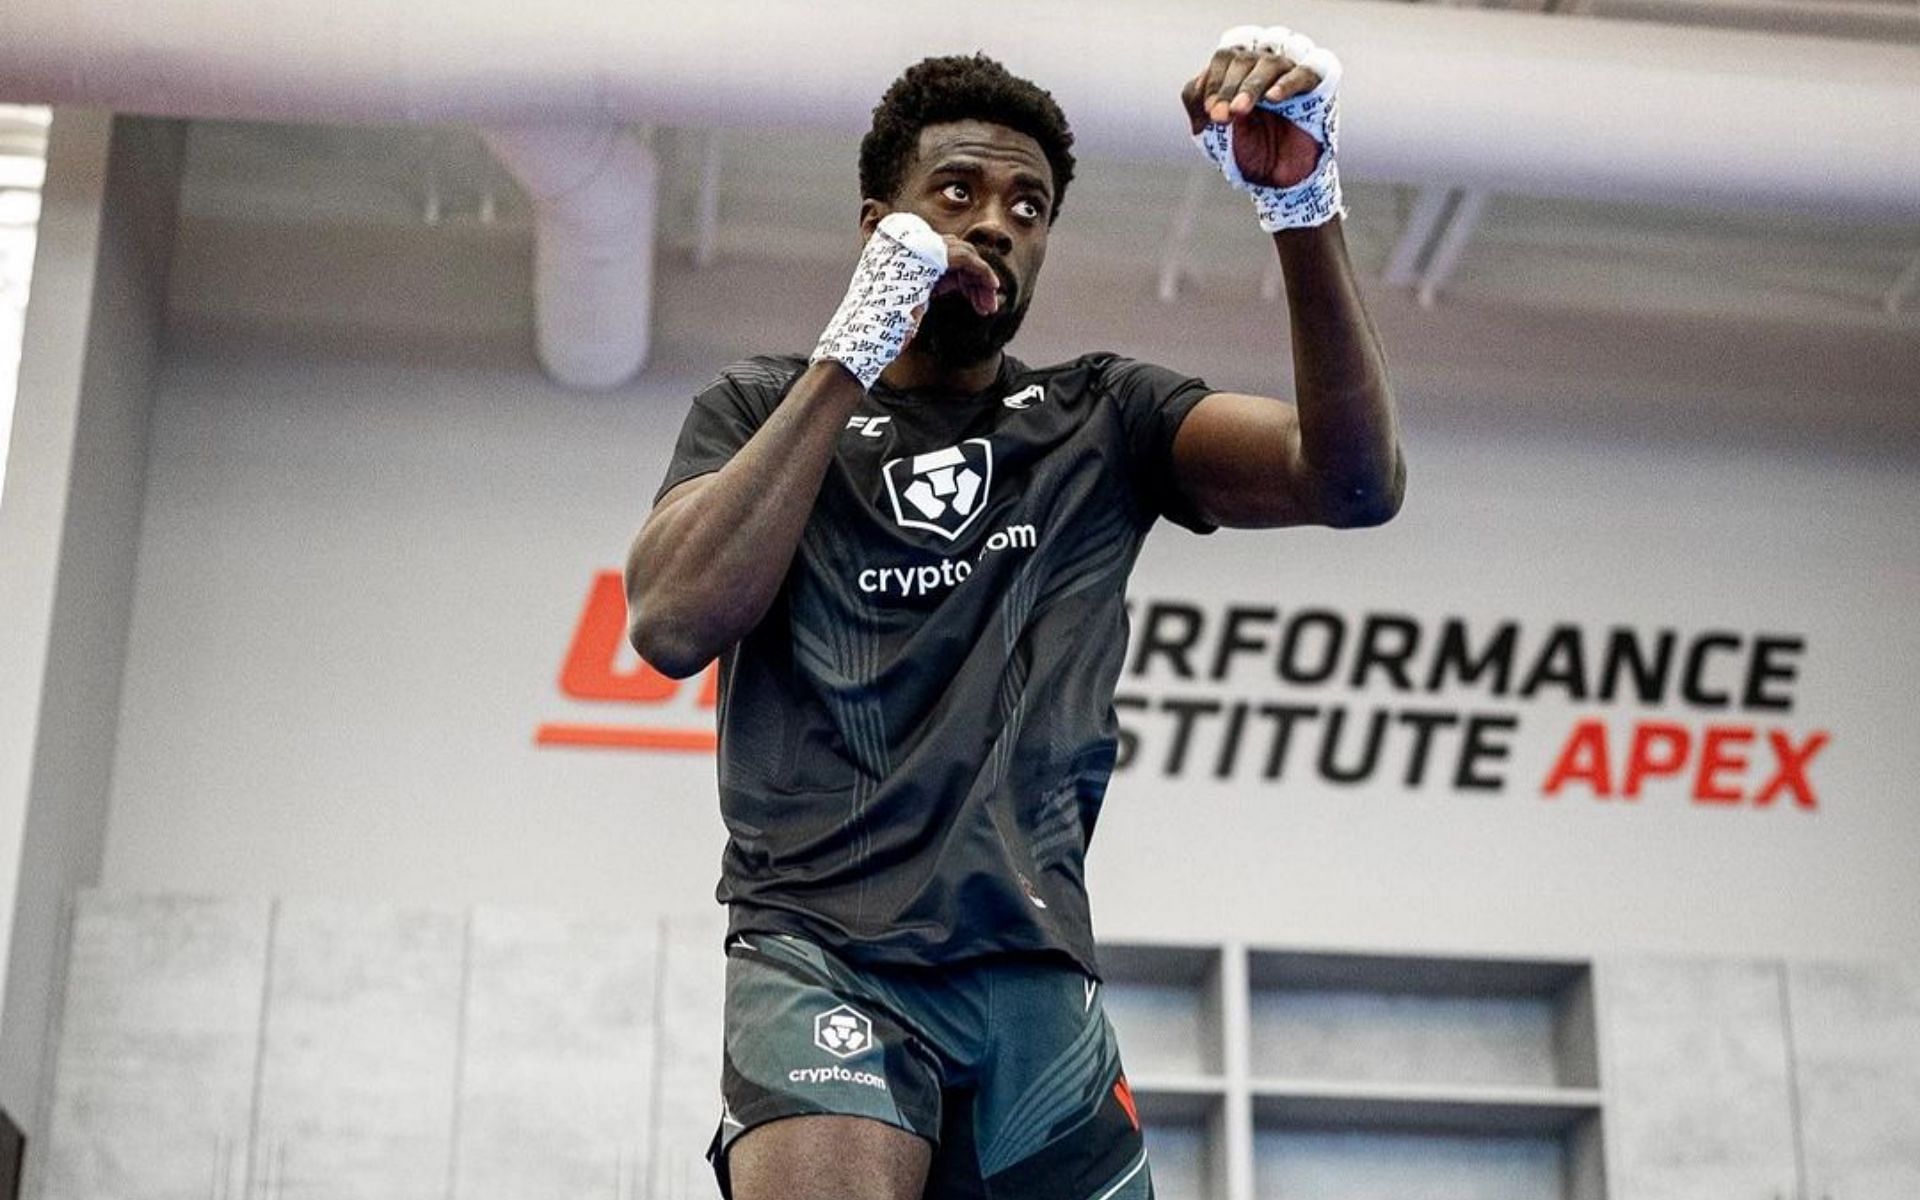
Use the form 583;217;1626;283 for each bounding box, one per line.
811;212;949;390
1194;25;1346;230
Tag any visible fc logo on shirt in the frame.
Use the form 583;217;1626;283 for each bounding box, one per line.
882;439;994;541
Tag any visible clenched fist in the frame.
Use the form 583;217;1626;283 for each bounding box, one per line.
1185;25;1346;229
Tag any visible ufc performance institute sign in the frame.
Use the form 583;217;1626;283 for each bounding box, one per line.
533;574;1830;811
1113;600;1830;811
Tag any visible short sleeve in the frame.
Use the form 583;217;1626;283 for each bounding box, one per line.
1097;354;1218;535
652;357;801;504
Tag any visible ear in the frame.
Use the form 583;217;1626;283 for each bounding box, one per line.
859;198;891;239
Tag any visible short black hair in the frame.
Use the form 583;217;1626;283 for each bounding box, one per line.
859;54;1077;222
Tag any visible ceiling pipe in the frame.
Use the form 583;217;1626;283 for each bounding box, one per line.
1;0;1916;217
3;0;1917;389
477;123;656;389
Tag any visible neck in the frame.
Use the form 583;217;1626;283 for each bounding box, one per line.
878;345;1002;397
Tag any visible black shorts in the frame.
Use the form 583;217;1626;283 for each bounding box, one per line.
708;933;1153;1200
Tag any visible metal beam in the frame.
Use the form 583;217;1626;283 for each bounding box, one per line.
1415;189;1489;308
1156;165;1211;304
1383;186;1458;288
693;127;724;270
1885;250;1920;316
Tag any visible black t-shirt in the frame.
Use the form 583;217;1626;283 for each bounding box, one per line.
654;351;1215;977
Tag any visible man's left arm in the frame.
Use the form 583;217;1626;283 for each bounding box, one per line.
1171;26;1406;531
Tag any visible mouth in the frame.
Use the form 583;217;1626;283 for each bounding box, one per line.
972;284;1012;320
991;270;1017;312
934;276;1013;316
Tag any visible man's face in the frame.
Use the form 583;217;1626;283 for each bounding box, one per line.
862;119;1055;372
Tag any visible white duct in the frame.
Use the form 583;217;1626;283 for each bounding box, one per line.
2;0;1916;214
478;124;656;389
2;0;1916;386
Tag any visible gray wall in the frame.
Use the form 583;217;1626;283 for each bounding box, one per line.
0;112;183;1145
94;332;1920;958
82;174;1920;962
6;109;1920;1178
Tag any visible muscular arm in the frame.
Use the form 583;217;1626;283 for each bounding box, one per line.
628;216;1000;677
625;362;864;677
1170;34;1405;531
1171;219;1403;529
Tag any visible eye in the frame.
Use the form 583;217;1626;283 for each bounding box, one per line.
1013;198;1044;222
940;182;971;204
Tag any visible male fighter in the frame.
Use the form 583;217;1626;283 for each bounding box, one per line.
626;26;1402;1200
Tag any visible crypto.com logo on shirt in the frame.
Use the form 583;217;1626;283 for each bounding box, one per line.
883;440;993;541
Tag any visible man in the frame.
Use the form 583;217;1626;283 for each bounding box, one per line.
627;27;1402;1200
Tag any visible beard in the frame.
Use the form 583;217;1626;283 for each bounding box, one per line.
911;264;1032;372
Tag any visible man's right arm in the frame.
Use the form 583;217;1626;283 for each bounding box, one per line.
625;360;865;678
627;211;1003;677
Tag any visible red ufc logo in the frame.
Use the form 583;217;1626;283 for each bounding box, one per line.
534;571;718;752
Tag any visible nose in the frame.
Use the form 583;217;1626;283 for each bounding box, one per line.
965;213;1015;260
